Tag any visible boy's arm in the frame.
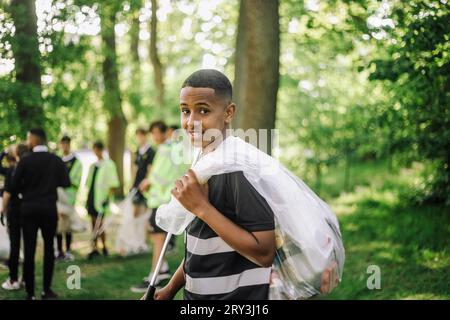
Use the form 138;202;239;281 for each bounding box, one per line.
1;191;11;213
173;170;276;268
195;203;275;267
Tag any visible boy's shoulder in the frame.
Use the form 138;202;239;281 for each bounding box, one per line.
208;171;260;203
209;171;249;188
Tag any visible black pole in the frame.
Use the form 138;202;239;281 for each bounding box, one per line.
145;285;156;300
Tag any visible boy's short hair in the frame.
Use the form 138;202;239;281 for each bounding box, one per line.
60;135;71;143
29;128;47;143
135;127;148;135
149;121;168;133
181;69;232;102
93;141;104;150
16;143;29;159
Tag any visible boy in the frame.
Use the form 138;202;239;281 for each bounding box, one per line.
151;69;276;300
85;141;119;259
55;135;82;262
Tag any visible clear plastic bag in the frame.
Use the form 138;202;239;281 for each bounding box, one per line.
0;197;10;260
115;190;151;256
56;187;88;233
156;136;345;299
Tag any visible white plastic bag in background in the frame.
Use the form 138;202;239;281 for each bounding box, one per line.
0;197;10;260
156;136;345;299
56;187;88;233
115;190;150;256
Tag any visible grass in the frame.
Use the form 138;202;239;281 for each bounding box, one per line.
0;219;186;300
325;161;450;300
0;159;449;300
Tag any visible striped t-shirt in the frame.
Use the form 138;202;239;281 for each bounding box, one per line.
184;171;275;300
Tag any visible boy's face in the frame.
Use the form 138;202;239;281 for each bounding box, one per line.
150;128;167;145
60;141;70;155
136;132;147;146
27;133;39;149
180;86;235;149
93;147;103;159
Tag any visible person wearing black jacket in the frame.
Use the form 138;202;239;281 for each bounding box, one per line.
1;143;29;291
132;128;155;216
10;129;70;300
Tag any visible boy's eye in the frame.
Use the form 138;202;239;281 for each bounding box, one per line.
181;108;190;114
199;108;210;115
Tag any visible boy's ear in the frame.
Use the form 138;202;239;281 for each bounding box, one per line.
224;103;236;125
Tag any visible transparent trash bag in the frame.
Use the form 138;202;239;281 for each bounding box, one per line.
115;189;150;256
56;187;75;216
56;187;88;233
156;136;345;299
0;197;10;260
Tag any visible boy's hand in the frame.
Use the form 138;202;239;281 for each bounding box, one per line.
320;261;340;294
139;178;150;192
154;285;175;300
172;169;209;216
140;285;174;300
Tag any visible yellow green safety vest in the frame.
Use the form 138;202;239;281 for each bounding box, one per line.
147;141;191;209
86;158;120;215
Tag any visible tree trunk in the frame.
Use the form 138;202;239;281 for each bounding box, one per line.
232;0;247;129
233;0;280;155
9;0;44;132
101;4;127;196
130;5;140;66
129;1;142;112
149;0;164;108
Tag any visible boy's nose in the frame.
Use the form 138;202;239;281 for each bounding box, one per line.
187;116;202;132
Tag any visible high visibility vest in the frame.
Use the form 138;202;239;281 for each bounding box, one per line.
86;159;120;214
147;141;191;209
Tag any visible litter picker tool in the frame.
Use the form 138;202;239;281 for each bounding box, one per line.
144;232;173;300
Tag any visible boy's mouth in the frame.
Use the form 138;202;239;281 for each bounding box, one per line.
188;130;203;140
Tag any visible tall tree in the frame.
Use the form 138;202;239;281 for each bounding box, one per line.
233;0;280;154
149;0;164;108
100;3;127;195
9;0;44;132
129;1;141;66
128;0;142;113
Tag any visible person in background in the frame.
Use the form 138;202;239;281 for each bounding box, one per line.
55;135;82;262
167;124;181;141
1;143;28;291
85;141;119;260
131;121;190;293
131;128;155;217
10;129;70;300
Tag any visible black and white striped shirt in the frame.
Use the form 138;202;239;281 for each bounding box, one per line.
184;171;275;300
